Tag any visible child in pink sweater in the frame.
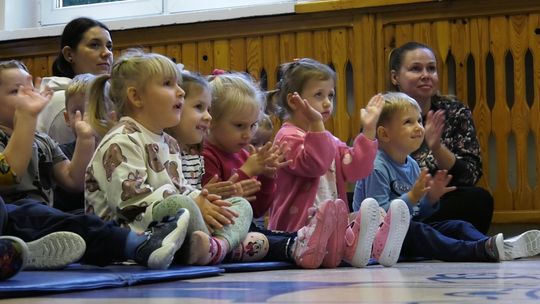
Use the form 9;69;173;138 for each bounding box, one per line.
269;58;410;267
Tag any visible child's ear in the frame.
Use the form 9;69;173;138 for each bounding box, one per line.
126;86;143;108
377;125;390;143
286;93;298;111
63;111;70;126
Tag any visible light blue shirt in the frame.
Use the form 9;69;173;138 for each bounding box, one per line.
353;150;439;221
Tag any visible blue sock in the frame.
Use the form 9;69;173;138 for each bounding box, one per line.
124;231;147;259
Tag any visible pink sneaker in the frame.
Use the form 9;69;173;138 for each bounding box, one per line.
293;199;335;269
342;198;380;267
321;199;348;268
372;199;410;267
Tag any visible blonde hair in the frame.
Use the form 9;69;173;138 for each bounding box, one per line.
86;49;180;138
65;73;96;108
0;60;29;85
208;72;263;122
268;58;335;119
378;92;422;127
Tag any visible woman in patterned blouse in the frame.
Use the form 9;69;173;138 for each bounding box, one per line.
388;41;494;234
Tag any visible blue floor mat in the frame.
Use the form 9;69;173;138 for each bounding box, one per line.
220;261;296;272
1;264;223;298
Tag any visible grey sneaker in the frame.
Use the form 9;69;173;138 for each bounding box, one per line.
25;231;86;270
502;230;540;261
135;208;190;269
484;233;504;262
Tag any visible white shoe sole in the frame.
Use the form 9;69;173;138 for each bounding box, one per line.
350;198;380;267
25;231;86;270
503;230;540;260
147;209;190;269
377;199;410;267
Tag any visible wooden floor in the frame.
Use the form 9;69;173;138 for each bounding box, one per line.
4;256;540;303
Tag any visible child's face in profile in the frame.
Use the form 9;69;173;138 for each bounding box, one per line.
0;68;32;129
300;78;335;122
64;92;86;136
384;106;425;154
172;87;212;146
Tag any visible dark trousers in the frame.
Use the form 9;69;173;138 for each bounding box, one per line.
424;186;494;234
400;220;495;262
249;223;297;262
1;197;129;266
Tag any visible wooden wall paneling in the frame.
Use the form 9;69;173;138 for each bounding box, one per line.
312;30;333;133
450;19;470;105
352;14;378;140
330;28;350;142
150;45;166;56
213;39;231;71
296;31;314;59
33;56;49;79
412;22;432;46
166;44;182;65
246;37;263;81
47;55;55;77
489;16;513;211
469;18;492;190
509;14;533;210
262;35;281;129
197;41;213;75
279;33;297;66
431;21;451;108
181;43;198;73
229;38;246;72
394;23;413;50
529;14;540;210
21;58;34;78
381;22;395;92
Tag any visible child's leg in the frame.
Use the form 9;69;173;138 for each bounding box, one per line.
401;220;502;262
5;198;128;266
152;194;209;235
211;197;252;251
501;230;540;260
249;223;296;262
429;220;486;241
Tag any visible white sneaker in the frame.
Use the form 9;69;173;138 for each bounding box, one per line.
25;231;86;269
502;230;540;261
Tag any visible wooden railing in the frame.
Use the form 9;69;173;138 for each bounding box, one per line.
1;0;539;223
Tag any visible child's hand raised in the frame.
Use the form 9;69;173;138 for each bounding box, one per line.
14;78;52;118
426;169;456;203
73;110;95;140
290;92;322;122
242;142;291;178
408;168;431;204
360;94;384;140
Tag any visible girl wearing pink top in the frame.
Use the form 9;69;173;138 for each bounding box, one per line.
269;58;410;267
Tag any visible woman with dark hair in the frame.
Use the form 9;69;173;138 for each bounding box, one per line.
388;41;494;234
37;17;113;144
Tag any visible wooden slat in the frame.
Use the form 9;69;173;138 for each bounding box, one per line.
246;37;263;80
330;28;350;142
489;16;513;211
181;43;197;72
166;44;182;65
529;14;540;211
197;41;213;75
296;31;314;59
230;38;246;72
431;21;450;96
469;18;492;190
450;19;470;104
213;39;230;71
296;0;437;14
509;15;533;210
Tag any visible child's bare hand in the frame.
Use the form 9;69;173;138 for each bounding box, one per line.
426;170;456;203
360;94;384;139
73;110;95;140
203;174;240;199
235;178;261;201
14;80;51;117
408;168;431;203
290;92;323;123
424;110;445;151
195;190;238;232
